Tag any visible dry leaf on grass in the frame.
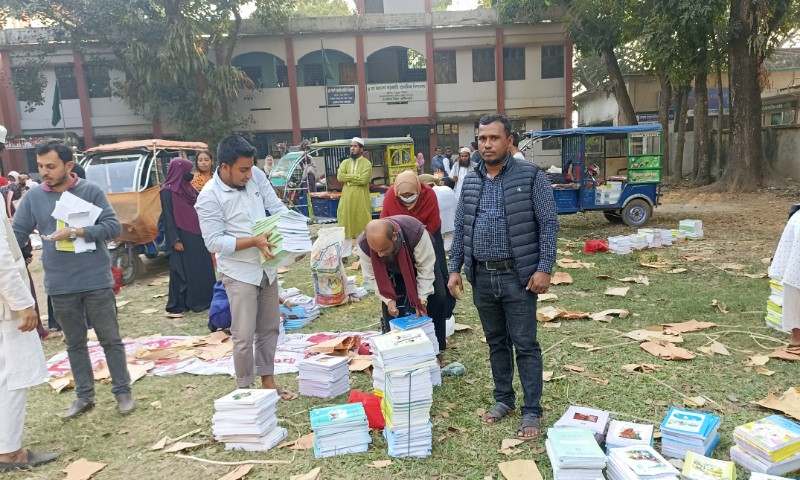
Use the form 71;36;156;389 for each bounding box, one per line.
756;387;800;421
621;363;660;373
583;373;610;386
165;312;184;319
218;465;254;480
279;432;314;450
543;371;553;381
661;320;717;335
538;293;558;302
498;438;526;455
667;268;688;274
682;255;709;263
769;345;800;361
605;286;630;297
498;459;543;480
715;263;745;271
745;355;770;367
140;308;159;315
369;460;392;469
618;275;650;286
640;341;696;360
116;300;131;308
164;441;202;453
640;261;672;269
563;364;586;373
152;293;166;299
150;436;168;451
684;396;708;408
755;367;775;376
150;400;162;409
542;322;562;329
711;299;729;314
761;257;772;265
63;459;107;480
590;309;630;322
290;467;322;480
624;330;685;343
453;323;473;332
698;342;730;356
49;375;74;393
537;306;563;322
550;272;574;285
348;355;372;372
571;342;595;350
596;274;613;280
557;258;595;269
561;310;591;320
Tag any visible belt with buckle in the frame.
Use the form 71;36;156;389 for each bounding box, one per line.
477;259;514;271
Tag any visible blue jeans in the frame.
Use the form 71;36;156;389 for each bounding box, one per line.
472;264;543;416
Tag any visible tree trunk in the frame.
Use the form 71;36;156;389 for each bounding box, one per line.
672;85;689;182
694;66;712;186
715;54;725;180
600;46;638;125
658;73;672;180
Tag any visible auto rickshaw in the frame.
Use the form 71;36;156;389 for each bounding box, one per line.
526;124;663;226
82;139;208;284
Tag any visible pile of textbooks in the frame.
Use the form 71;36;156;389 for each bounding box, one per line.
681;452;736;480
212;389;287;452
554;405;611;444
253;210;313;268
730;415;800;475
659;407;721;459
372;329;437;458
280;293;320;330
345;275;369;301
679;219;704;239
606;420;655;451
309;403;371;458
298;354;350;399
766;278;785;332
546;427;607;480
389;314;440;356
609;236;634;255
606;445;679;480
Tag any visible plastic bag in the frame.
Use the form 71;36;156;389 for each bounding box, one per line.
310;226;349;307
583;239;609;254
208;281;232;331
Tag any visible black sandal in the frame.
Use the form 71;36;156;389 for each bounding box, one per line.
482;402;513;424
516;413;543;439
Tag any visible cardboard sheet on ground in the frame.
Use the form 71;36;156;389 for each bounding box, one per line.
499;459;543;480
640;341;696;360
46;330;378;391
756;387;800;421
550;272;574;285
63;458;106;480
624;329;684;343
661;320;716;335
769;345;800;361
218;465;254;480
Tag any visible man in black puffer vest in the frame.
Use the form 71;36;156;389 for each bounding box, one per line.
448;114;558;439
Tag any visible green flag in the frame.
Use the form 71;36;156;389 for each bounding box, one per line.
51;80;62;127
320;43;335;86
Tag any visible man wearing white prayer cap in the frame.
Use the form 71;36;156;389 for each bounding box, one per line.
336;137;372;239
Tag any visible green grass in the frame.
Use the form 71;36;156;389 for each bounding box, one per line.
13;210;799;480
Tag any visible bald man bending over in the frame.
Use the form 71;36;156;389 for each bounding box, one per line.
357;216;439;336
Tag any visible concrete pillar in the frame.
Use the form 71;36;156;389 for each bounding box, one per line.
564;37;573;126
495;28;505;114
356;34;368;138
72;51;95;147
284;37;302;144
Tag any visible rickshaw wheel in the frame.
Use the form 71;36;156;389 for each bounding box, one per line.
621;199;652;227
603;211;624;224
111;247;143;285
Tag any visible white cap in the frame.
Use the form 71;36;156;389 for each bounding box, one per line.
0;125;6;144
351;137;364;147
459;147;471;154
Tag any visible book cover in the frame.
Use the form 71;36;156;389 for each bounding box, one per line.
215;389;277;408
660;407;719;437
310;403;367;429
611;445;678;477
300;354;349;369
734;415;800;462
372;329;433;358
682;452;736;480
607;420;655;445
555;406;611;434
390;315;434;331
547;427;606;461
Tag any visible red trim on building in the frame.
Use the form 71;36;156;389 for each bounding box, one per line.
72;51;95;148
284;37;302;144
424;0;433;13
356;0;365;15
355;34;368;138
364;117;430;128
495;28;505;114
425;31;437;155
0;50;26;174
564;36;573;127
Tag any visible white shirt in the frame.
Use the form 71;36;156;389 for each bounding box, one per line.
195;167;288;286
432;185;456;234
0;204;47;391
770;212;800;289
357;231;436;305
449;163;473;200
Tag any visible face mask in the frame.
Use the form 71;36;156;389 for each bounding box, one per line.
183;172;194;181
399;194;418;205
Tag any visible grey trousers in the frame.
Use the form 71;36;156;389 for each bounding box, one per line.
50;288;131;401
221;273;280;388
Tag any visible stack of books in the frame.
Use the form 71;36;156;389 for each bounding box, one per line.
609;236;633;255
371;328;440;394
730;415;800;476
630;233;649;250
298;354;350;398
280;303;320;330
212;389;287;452
679;219;704;239
389;314;440;356
681;452;736;480
606;445;679;480
766;279;785;332
253;210;312;268
554;405;611;444
372;329;437;458
606;420;655;451
659;407;721;459
637;229;663;248
658;229;674;246
546;427;607;480
310;403;372;458
750;474;794;480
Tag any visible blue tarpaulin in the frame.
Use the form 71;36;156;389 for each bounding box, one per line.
528;124;662;140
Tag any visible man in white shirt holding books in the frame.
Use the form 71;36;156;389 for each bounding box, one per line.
195;135;294;399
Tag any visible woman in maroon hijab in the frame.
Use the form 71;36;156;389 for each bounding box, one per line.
160;158;215;314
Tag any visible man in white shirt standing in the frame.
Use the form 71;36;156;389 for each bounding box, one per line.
0;176;58;471
195;135;294;398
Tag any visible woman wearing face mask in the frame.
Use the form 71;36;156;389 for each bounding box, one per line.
191;150;214;192
381;170;455;359
159;158;216;315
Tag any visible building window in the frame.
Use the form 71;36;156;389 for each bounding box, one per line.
541;45;564;79
302;64;325;87
55;65;79;100
503;47;525;81
86;64;111;98
472;48;495;82
339;63;357;85
364;0;384;13
233;52;288;89
541;117;564;150
434;50;457;84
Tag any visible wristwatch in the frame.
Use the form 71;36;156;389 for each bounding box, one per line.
68;228;78;240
